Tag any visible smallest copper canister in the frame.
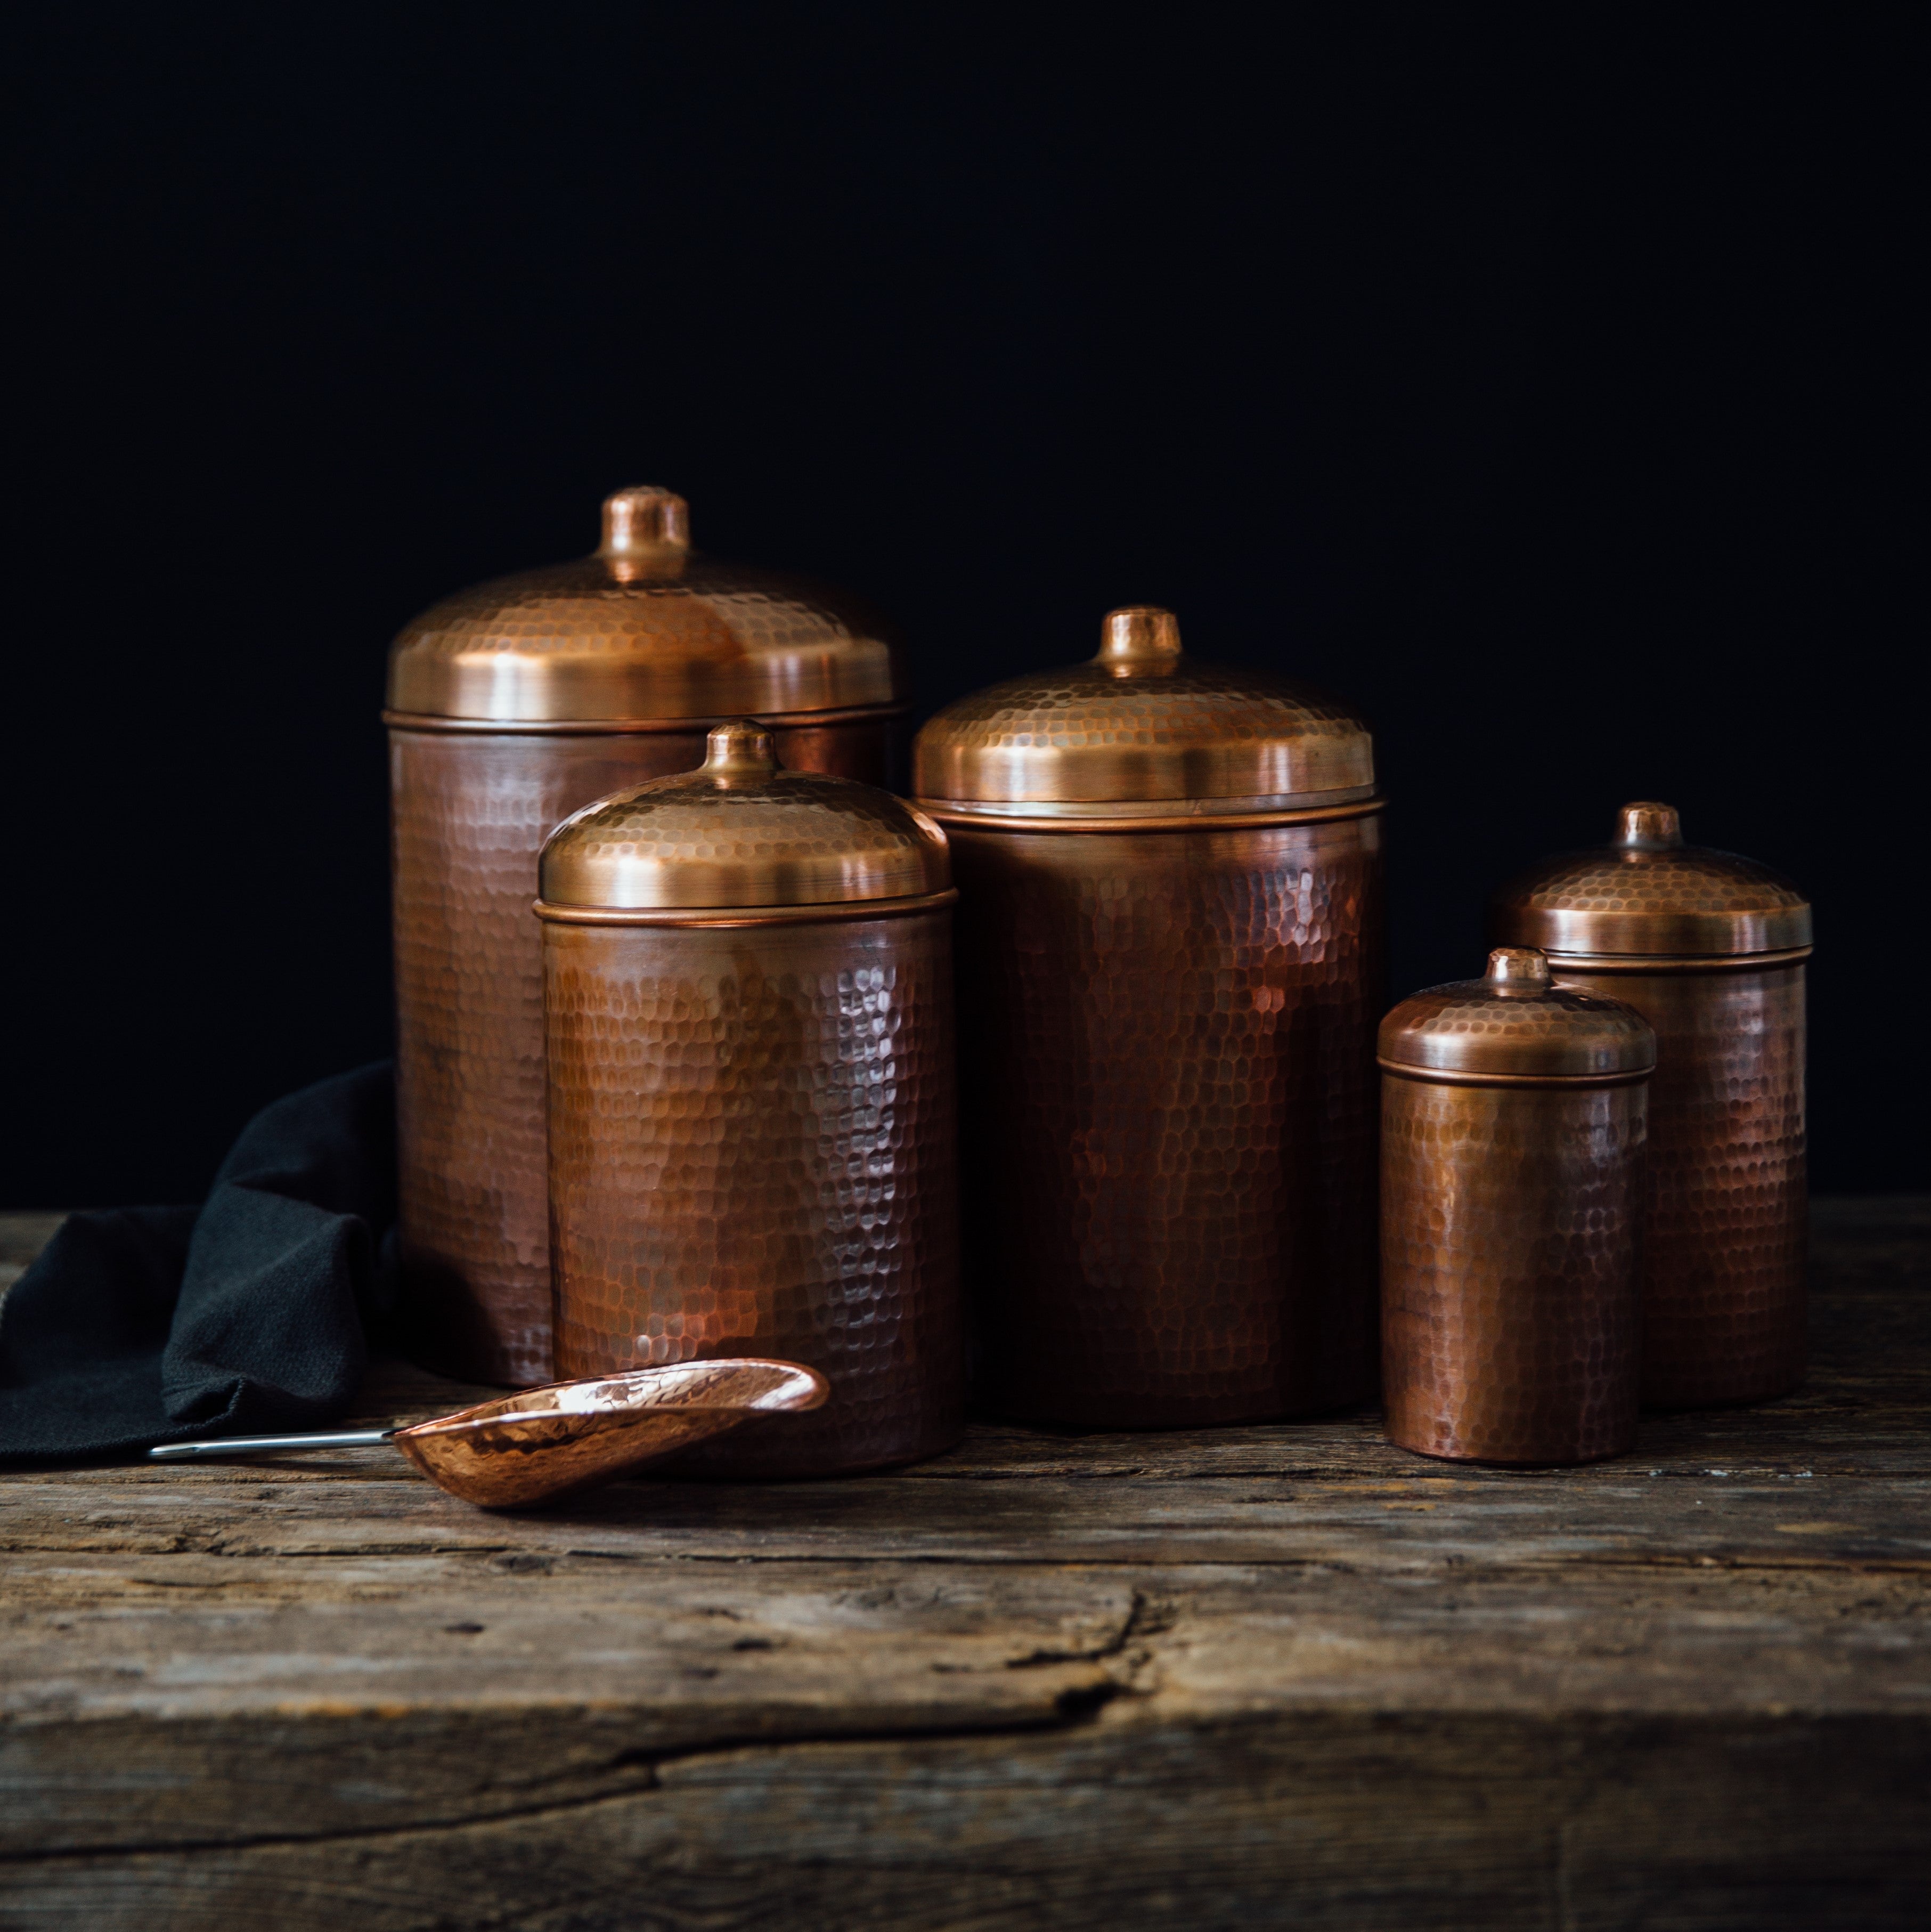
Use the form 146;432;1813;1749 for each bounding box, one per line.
537;721;964;1479
1379;947;1657;1466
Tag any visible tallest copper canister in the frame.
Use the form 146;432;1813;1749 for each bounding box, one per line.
915;608;1385;1426
386;486;906;1385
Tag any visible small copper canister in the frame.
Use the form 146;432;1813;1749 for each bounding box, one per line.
913;606;1385;1427
386;486;906;1385
537;721;963;1478
1492;803;1813;1409
1380;947;1656;1466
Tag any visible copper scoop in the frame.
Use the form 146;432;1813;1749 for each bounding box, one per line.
145;1359;830;1507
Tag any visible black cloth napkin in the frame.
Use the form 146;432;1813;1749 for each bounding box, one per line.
0;1062;398;1463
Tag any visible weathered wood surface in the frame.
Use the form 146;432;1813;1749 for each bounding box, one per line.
2;1197;1927;1929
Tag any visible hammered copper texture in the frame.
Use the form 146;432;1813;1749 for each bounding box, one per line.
544;911;963;1477
1557;963;1807;1408
951;814;1383;1427
390;719;895;1387
1381;1075;1645;1466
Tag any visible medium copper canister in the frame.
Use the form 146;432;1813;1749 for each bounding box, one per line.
537;720;963;1478
1380;947;1656;1466
1492;803;1813;1409
912;606;1385;1427
387;486;907;1385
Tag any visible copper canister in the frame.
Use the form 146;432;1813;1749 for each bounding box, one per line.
1492;803;1812;1409
912;606;1386;1427
537;720;963;1478
386;486;907;1385
1380;947;1656;1466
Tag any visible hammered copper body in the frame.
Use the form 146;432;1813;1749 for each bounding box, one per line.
1492;804;1812;1409
539;724;963;1478
1380;948;1655;1467
914;608;1385;1428
387;487;906;1386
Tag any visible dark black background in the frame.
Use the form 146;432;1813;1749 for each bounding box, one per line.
4;6;1920;1205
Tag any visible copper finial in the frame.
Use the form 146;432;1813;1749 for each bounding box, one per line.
1096;605;1184;672
1485;946;1553;994
702;719;779;785
598;484;691;558
1617;801;1684;850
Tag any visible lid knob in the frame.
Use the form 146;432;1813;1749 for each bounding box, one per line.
1485;946;1553;996
1095;606;1184;676
1616;801;1684;850
599;485;692;559
702;718;780;787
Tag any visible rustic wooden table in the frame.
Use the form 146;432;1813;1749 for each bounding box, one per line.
3;1199;1927;1929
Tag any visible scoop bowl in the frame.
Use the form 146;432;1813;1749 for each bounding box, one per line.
391;1358;831;1507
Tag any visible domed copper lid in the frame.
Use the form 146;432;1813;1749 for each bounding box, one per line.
386;487;904;725
537;721;950;913
1379;948;1657;1081
911;607;1377;821
1491;803;1812;959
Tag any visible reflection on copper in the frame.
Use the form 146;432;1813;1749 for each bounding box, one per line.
393;1359;829;1506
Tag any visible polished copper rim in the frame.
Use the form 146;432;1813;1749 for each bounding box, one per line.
385;702;910;737
1378;1059;1655;1090
919;783;1382;821
916;794;1387;835
1497;904;1814;956
535;887;959;928
1540;944;1813;975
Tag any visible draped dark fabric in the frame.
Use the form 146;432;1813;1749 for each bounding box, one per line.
0;1064;397;1463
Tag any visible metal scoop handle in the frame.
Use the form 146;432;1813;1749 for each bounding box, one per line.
148;1429;397;1460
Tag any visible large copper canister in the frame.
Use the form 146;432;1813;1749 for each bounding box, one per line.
537;720;964;1478
1380;947;1656;1467
1492;802;1813;1409
912;606;1386;1428
386;486;907;1385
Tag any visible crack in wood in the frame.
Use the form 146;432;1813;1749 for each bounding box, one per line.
1005;1591;1176;1668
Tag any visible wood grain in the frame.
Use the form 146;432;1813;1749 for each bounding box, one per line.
2;1197;1927;1928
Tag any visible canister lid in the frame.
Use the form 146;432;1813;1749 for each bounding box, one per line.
910;607;1376;817
1491;803;1812;958
538;720;950;911
1379;948;1657;1081
386;486;904;725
